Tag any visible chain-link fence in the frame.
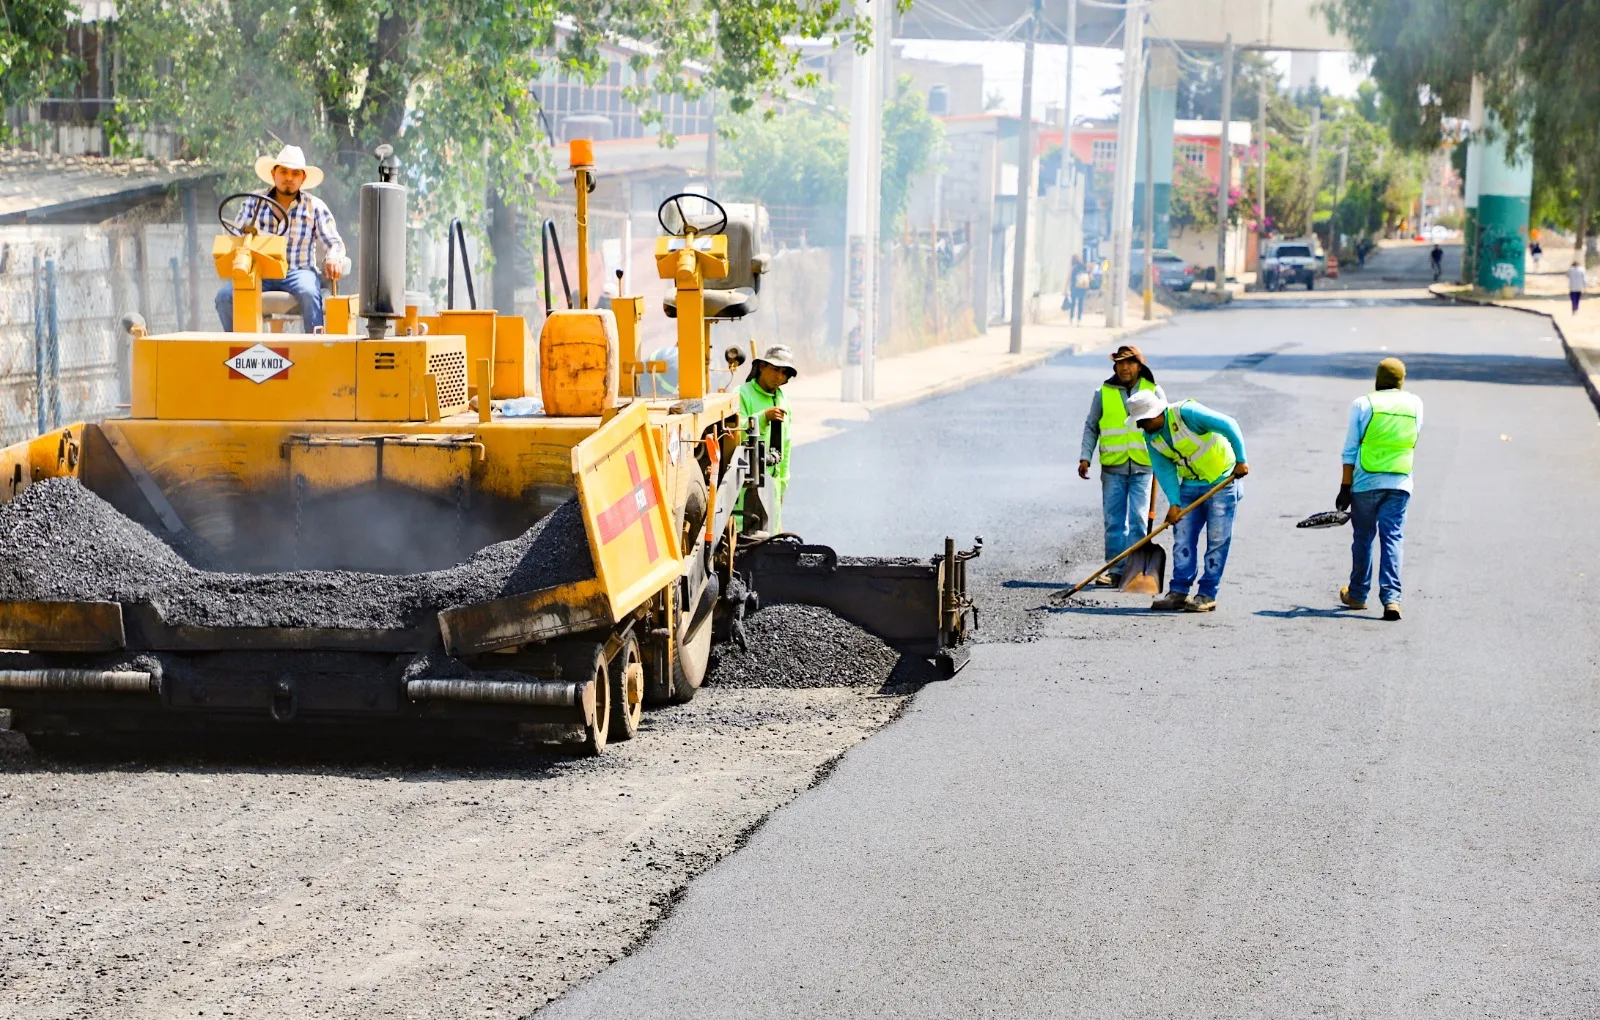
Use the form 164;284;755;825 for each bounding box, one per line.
0;219;201;446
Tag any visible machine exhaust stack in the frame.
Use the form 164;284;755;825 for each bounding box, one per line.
359;144;407;339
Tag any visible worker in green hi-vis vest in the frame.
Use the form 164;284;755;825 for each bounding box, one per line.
736;344;796;534
1337;357;1424;623
1079;345;1167;587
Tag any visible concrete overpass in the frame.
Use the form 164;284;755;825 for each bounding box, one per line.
899;0;1348;51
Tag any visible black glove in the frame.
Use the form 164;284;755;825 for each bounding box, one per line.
1335;484;1353;512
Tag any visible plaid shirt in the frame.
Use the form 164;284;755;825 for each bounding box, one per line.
234;191;346;273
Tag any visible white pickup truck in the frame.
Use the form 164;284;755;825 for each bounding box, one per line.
1261;240;1321;291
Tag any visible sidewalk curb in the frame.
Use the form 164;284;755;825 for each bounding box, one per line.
861;317;1167;420
1429;284;1600;416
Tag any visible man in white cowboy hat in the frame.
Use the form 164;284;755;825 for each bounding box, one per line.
736;344;797;533
1124;387;1249;613
214;143;348;332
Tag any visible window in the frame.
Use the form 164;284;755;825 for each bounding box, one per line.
1091;139;1117;166
1177;143;1207;167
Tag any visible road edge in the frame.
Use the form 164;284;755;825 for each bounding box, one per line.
863;317;1168;421
1429;283;1600;416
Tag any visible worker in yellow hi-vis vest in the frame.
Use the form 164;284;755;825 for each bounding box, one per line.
1078;345;1167;587
1337;357;1423;622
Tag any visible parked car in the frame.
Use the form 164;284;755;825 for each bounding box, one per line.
1128;248;1196;292
1260;239;1322;291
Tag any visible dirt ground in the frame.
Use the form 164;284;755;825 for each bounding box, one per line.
0;688;904;1019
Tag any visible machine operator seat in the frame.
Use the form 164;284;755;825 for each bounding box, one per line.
663;205;770;321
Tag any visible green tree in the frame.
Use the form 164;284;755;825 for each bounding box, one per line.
879;74;944;231
725;74;942;244
724;103;848;244
1325;0;1600;255
109;0;873;277
0;0;81;140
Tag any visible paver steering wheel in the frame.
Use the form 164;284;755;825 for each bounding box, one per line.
218;192;291;237
658;192;727;237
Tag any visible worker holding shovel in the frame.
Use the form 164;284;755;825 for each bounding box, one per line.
1077;345;1167;587
1124;389;1250;612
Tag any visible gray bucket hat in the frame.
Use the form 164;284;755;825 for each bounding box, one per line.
753;344;798;377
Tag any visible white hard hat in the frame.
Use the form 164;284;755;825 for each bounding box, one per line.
1123;388;1169;426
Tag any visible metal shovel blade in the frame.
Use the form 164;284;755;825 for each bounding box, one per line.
1118;542;1166;595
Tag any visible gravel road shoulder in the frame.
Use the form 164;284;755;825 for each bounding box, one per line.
0;687;904;1019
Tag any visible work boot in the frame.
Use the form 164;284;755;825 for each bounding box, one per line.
1185;595;1217;612
1339;586;1367;610
1094;573;1120;588
1383;603;1402;621
1150;591;1190;611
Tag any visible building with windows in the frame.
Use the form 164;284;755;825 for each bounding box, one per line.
1042;119;1253;195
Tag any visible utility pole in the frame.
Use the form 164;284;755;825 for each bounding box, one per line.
1107;0;1145;329
1062;0;1079;248
1141;60;1154;321
1214;34;1234;290
841;4;883;403
1305;102;1320;239
868;2;894;398
1257;77;1267;241
1333;124;1350;257
1009;0;1041;354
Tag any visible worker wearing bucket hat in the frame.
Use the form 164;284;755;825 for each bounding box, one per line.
1337;357;1423;621
215;144;348;333
736;345;797;533
1125;387;1250;612
1078;345;1166;586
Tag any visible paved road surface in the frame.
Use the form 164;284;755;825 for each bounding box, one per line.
540;294;1600;1018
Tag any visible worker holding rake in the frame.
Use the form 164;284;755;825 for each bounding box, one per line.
1124;389;1249;612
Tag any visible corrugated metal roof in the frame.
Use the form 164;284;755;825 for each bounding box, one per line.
0;151;216;223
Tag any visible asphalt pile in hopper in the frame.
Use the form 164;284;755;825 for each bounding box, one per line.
706;603;937;690
0;478;593;629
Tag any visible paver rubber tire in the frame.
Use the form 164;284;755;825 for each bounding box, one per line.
680;471;709;552
608;632;645;742
668;575;719;704
556;641;611;755
670;609;714;704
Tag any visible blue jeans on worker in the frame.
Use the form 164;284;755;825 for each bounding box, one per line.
1170;479;1240;600
1348;488;1409;606
215;269;325;332
1101;470;1152;566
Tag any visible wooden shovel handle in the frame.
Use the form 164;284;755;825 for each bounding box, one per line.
1058;474;1237;599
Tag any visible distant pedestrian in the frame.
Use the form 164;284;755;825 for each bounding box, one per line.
1123;389;1250;613
1530;239;1543;272
1078;346;1165;586
1430;244;1444;281
1569;261;1587;313
1337;357;1423;622
1066;254;1091;324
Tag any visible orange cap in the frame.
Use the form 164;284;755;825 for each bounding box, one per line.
568;138;595;169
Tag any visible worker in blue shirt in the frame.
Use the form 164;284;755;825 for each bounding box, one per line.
1123;389;1250;612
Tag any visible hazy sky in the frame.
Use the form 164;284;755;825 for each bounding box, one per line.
900;40;1371;120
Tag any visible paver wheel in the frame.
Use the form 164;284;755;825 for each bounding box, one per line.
608;632;645;742
670;607;714;704
557;641;611;755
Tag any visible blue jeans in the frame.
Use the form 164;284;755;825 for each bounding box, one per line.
1349;488;1409;605
1101;470;1152;567
1069;288;1088;322
1170;479;1240;599
216;269;325;332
